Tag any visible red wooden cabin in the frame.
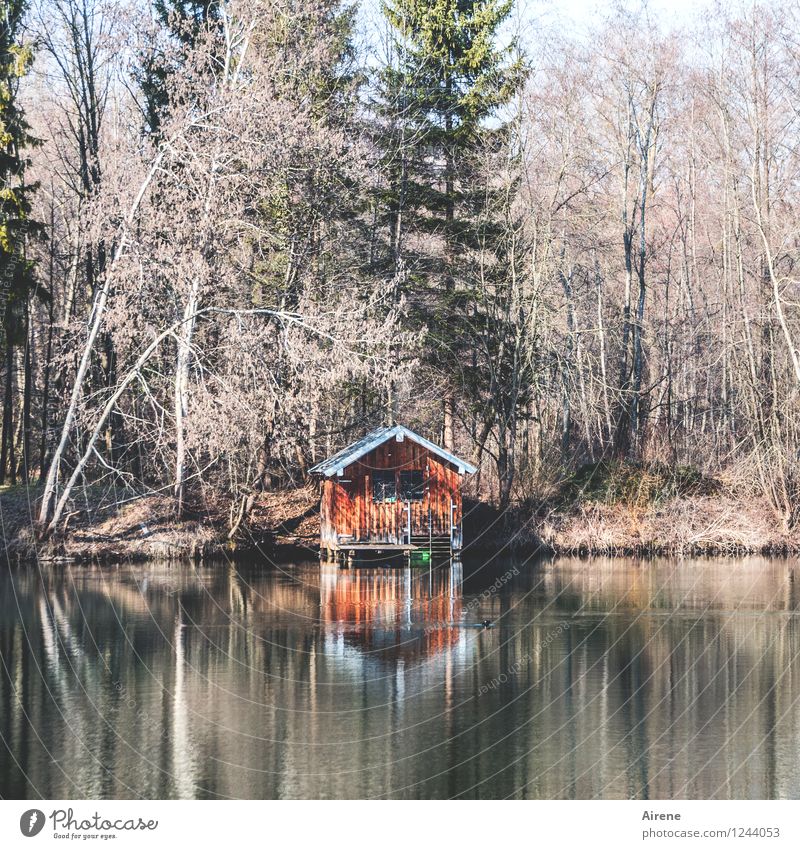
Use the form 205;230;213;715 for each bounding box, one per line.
310;425;476;562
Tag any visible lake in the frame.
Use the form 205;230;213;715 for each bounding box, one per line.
1;555;800;799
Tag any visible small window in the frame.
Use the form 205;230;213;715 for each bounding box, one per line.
372;470;396;503
400;470;424;501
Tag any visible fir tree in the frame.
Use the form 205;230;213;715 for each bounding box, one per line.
0;0;42;483
377;0;525;443
139;0;221;134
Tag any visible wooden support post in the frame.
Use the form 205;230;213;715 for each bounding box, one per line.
428;503;432;559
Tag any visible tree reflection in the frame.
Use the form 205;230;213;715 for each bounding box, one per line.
1;557;800;799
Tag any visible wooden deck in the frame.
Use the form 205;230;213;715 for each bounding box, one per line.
334;543;418;552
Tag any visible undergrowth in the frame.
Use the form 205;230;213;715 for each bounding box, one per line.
558;460;719;508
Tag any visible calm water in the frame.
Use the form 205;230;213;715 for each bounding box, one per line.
2;555;800;799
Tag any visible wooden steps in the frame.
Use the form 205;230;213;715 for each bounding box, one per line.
410;534;452;554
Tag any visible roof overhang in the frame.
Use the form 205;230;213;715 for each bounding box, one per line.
309;424;478;477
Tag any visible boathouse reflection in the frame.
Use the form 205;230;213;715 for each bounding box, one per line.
319;563;465;662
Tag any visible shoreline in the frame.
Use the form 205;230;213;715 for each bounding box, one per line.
3;484;799;566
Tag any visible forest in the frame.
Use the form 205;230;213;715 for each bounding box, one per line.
3;0;800;557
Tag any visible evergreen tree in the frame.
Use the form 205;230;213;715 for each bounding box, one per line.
0;0;42;483
139;0;221;134
377;0;524;445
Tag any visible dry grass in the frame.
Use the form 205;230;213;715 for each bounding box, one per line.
539;492;797;555
0;487;224;562
1;483;320;563
240;484;319;549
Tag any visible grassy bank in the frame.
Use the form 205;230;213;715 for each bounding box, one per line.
0;484;320;563
528;461;799;556
2;463;798;564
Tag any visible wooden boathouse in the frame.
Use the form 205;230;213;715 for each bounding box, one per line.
310;425;477;563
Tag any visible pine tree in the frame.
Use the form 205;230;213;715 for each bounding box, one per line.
376;0;524;446
0;0;42;483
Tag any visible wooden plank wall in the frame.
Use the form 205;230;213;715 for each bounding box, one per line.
319;437;464;547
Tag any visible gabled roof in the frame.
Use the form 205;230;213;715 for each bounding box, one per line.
309;424;477;477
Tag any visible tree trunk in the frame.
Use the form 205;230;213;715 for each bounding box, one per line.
615;121;634;458
174;279;200;518
39;299;54;479
20;302;32;483
0;322;14;485
443;396;454;451
594;258;613;443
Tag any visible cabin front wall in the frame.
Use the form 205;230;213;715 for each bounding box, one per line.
319;438;463;550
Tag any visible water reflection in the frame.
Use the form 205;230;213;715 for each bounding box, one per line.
1;556;799;799
320;563;465;662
